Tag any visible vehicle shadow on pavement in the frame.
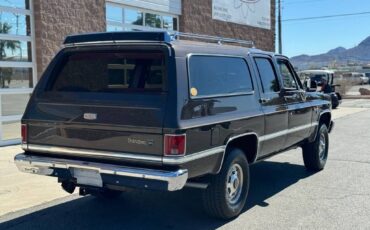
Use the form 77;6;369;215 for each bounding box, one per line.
1;161;314;230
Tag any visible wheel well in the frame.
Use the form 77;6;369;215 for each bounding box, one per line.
225;134;258;164
320;112;331;128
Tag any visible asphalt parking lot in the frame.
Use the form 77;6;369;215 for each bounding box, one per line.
0;100;370;230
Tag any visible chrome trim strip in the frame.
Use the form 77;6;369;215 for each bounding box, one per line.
162;146;225;165
14;154;188;191
25;144;225;166
259;122;318;142
179;107;315;130
27;145;163;163
190;91;255;100
218;123;318;172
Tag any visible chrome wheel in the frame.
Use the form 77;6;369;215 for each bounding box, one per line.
226;163;243;205
319;131;326;159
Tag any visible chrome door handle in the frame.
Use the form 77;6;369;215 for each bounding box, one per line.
260;98;270;103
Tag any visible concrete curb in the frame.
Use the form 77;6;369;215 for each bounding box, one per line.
342;95;370;99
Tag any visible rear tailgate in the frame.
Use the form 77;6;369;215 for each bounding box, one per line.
23;45;172;158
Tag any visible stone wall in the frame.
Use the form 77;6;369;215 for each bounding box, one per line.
179;0;276;52
33;0;106;78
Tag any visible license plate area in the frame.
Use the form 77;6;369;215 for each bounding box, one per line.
71;168;103;187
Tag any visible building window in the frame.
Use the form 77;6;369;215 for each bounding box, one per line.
0;0;36;145
106;2;179;32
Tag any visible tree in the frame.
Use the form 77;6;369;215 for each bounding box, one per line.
0;22;20;88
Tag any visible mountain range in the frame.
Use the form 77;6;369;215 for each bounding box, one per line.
290;36;370;70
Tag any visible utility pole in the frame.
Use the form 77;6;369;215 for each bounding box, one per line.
278;0;282;54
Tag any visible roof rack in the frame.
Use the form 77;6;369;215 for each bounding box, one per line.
171;32;255;48
63;31;255;48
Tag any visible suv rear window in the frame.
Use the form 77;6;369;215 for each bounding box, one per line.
48;50;166;93
188;55;253;98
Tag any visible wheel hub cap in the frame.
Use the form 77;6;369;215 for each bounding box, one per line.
226;164;243;205
319;132;326;159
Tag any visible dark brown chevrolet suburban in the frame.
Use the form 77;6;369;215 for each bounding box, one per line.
15;32;334;219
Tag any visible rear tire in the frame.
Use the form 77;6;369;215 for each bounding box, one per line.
302;123;329;171
202;148;249;219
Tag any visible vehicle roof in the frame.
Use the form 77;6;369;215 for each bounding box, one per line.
63;31;280;58
299;70;335;74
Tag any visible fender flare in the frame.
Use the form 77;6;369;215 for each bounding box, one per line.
215;132;259;174
309;110;331;142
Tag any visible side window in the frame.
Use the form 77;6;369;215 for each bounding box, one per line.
277;59;298;89
254;57;280;93
188;55;253;98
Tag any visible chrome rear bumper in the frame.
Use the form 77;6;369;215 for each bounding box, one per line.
14;153;188;191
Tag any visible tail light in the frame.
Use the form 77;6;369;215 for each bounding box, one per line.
21;124;27;144
164;134;186;156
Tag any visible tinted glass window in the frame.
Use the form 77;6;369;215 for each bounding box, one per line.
254;58;280;93
49;51;165;93
277;60;298;89
189;56;253;98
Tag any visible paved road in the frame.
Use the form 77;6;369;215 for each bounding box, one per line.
1;108;370;229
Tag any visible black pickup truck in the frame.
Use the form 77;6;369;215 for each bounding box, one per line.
15;32;334;219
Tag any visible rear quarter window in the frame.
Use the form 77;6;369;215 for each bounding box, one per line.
188;55;253;98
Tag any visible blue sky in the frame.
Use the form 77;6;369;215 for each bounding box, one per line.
279;0;370;57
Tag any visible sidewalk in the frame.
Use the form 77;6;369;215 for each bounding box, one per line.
0;145;76;216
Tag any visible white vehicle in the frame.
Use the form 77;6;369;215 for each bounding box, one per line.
298;70;335;90
359;73;369;85
342;72;367;85
298;70;342;109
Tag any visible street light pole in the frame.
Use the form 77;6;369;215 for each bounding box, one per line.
278;0;282;54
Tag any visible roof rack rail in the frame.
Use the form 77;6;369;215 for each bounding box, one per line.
171;32;255;48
